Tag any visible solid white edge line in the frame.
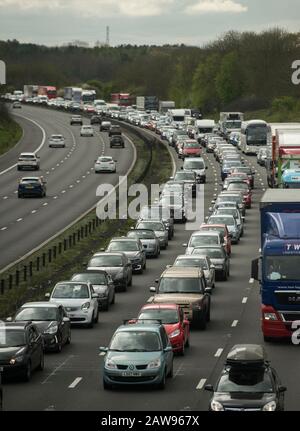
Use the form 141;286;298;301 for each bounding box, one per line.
68;377;83;389
0;113;46;176
242;297;248;304
196;378;207;390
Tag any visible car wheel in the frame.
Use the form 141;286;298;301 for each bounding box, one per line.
168;361;174;378
102;300;109;311
263;336;273;343
66;329;71;345
158;370;166;389
103;379;112;390
18;193;23;198
185;336;190;348
55;339;62;353
223;271;228;281
94;310;99;323
17;166;20;171
111;293;115;305
128;276;132;287
38;352;45;370
23;361;32;382
87;317;94;328
179;342;185;356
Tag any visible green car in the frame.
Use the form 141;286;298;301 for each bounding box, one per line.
100;320;174;390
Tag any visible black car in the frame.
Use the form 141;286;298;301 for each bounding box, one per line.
110;135;125;148
205;344;286;411
18;176;47;198
105;237;146;274
10;302;71;352
71;271;115;311
90;115;102;124
0;322;44;381
109;125;122;137
192;245;230;281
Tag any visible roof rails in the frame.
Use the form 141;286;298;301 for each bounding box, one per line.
225;344;269;367
123;319;162;325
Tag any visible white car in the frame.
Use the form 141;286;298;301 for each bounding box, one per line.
17;153;40;171
49;134;65;148
47;281;99;328
80;125;94;137
94;156;116;173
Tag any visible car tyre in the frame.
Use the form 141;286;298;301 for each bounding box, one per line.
102;300;109;311
168;361;174;378
37;352;45;370
158;370;166;390
103;379;112;390
185;336;190;348
94;310;99;323
23;361;32;382
196;314;207;330
179;342;185;356
111;293;115;305
66;329;71;345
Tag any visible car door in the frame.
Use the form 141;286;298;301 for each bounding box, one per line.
28;327;41;369
160;327;172;373
57;306;67;344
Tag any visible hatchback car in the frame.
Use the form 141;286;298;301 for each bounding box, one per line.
227;182;252;209
180;140;201;159
208;214;240;244
47;281;99;327
173;255;215;288
110;135;125;148
205;344;286;411
17;153;40;171
12;101;22;109
139;205;174;239
199;223;231;256
173;170;197;197
71;271;115;311
100;320;173;389
192;246;230;281
231;167;255;189
94;156;116;173
48;134;65;148
183;157;207;183
138;304;190;355
183;231;223;254
70;115;82;125
109;125;122;137
127;229;160;258
106;238;146;274
90;115;102;124
0;322;44;381
100;121;111;131
136;220;169;250
87;252;132;292
80;125;94;137
18;176;46;198
10;302;71;352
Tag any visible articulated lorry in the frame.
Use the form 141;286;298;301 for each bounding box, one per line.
252;189;300;341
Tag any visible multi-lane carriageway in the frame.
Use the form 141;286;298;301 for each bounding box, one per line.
2;106;300;411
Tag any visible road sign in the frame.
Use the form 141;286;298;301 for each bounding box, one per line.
0;60;6;85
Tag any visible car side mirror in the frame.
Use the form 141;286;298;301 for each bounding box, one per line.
205;384;214;392
45;293;50;298
279;385;287;393
99;346;108;352
164;346;173;352
6;317;12;322
149;286;156;293
63;317;70;323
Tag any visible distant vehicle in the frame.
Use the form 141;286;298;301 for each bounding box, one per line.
80;125;94;137
100;121;111;132
109;125;122;137
100;319;173;390
0;322;44;382
12;101;21;109
18;176;46;198
240;120;271;155
205;344;286;411
105;237;146;274
182;158;207;183
127;229;160;258
183;231;223;254
46;281;99;328
192;246;230;281
17;153;40;171
70;115;83;125
90;115;102;124
173;254;216;289
64;87;82;103
48;134;65;148
136;220;169;250
136;96;159;111
10;302;71;353
94;156;116;173
110;135;125;148
159;100;175;113
38;86;57;99
110;93;132;107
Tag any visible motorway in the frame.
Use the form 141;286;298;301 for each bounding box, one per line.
2;114;300;411
0;105;135;270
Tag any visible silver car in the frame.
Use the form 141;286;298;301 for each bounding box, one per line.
48;134;65;148
183;157;207;183
214;208;244;237
173;255;216;288
136;220;168;249
17;153;40;171
127;229;160;258
47;281;99;327
208;214;240;244
105;237;146;274
80;125;94;137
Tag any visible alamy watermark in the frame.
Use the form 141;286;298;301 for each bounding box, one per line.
291;60;300;85
95;176;205;231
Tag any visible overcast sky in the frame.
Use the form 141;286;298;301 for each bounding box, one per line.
0;0;299;47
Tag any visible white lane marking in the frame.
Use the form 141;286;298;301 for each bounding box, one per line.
68;377;82;389
46;171;50;175
43;202;48;206
76;180;80;183
56;163;60;167
82;175;86;179
3;196;8;200
99;352;106;356
215;348;223;357
14;191;17;194
242;297;248;304
42;355;74;385
61;190;66;194
1;227;7;231
53;196;58;199
249;278;254;284
69;185;74;188
232;320;239;327
0;114;46;176
51;167;55;171
31;210;37;214
196;379;207;390
17;218;23;222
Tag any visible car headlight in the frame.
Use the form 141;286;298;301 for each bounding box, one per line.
169;329;180;338
262;401;277;411
81;302;90;310
147;358;161;369
264;313;278;321
211;400;224;411
10;355;24;364
105;360;117;370
44;324;58;335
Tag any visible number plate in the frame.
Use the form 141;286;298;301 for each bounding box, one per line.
121;371;142;377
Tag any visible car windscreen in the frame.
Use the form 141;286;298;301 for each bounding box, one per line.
184;161;205;169
127;230;155;240
265;256;300;281
175;258;208;270
88;255;123;267
110;331;161;352
138;309;179;324
227;183;248;191
0;329;26;347
190;235;219;246
72;273;107;284
216;369;273;394
137;222;165;231
52;284;89;299
108;241;139;251
159;277;201;293
15;307;58;322
184;142;200;149
210;217;235;227
192;248;225;259
174;172;195;181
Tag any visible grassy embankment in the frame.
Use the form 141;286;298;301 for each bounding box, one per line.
0;103;22;156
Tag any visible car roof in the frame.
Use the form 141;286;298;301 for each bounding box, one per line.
201;223;227;229
117;323;162;333
141;303;179;311
19;152;35;156
72;270;107;276
21;302;59;308
55;280;90;286
175;254;207;260
162;266;204;278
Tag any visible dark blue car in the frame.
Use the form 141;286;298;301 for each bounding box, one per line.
18;177;47;198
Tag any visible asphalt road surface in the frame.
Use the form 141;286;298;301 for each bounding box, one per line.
0;105;135;270
2;122;299;411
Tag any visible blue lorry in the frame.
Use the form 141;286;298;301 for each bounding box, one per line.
252;189;300;341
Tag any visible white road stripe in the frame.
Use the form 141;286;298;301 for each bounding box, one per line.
249;278;254;284
1;227;7;231
3;196;8;199
31;210;37;214
231;320;239;327
196;379;207;390
215;348;223;357
43;202;48;206
17;218;23;222
53;196;58;199
242;297;248;304
99;352;106;356
61;190;66;194
68;377;82;389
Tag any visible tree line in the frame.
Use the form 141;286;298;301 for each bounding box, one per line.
1;28;300;113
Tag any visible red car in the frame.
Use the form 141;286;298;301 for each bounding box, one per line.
227;182;252;209
199;223;231;256
138;303;190;355
181;140;201;159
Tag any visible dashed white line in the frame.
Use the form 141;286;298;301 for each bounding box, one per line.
3;196;8;200
242;297;248;304
231;320;239;327
196;379;207;390
1;227;7;231
16;218;23;222
76;180;80;183
46;171;50;175
68;377;82;389
43;202;48;206
61;190;66;194
215;348;223;358
14;191;17;194
31;210;37;214
53;196;58;199
69;185;74;188
82;175;86;179
51;167;55;171
249;278;254;284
